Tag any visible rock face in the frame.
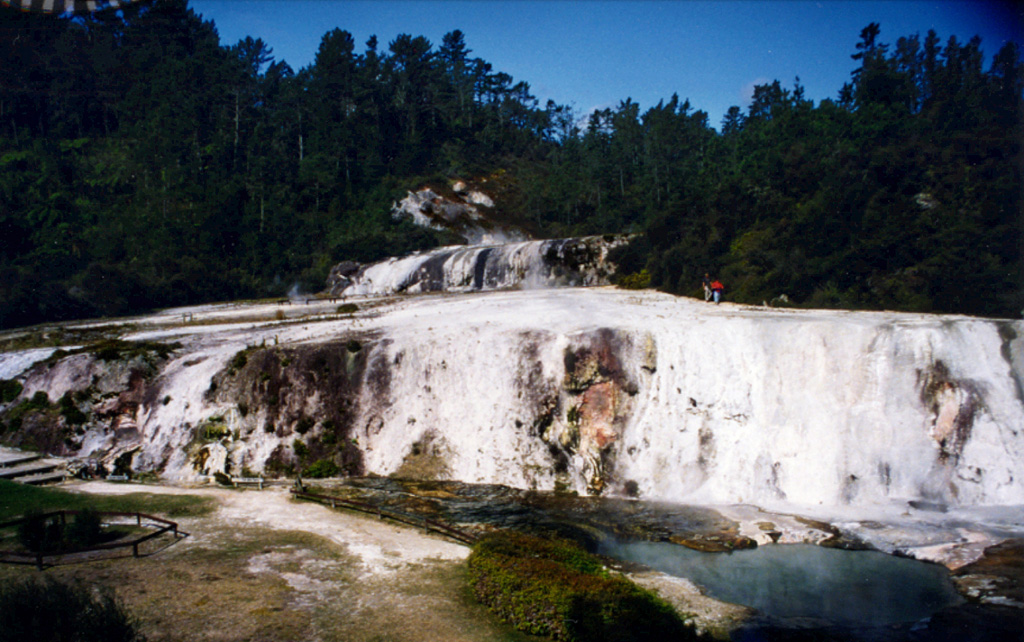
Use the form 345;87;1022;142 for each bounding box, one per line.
392;186;525;245
328;235;631;297
1;289;1022;512
332;180;631;299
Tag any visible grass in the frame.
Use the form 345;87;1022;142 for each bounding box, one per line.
0;480;216;522
0;499;541;642
468;530;696;642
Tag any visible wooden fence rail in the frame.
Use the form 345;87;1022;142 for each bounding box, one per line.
0;510;185;570
290;489;477;545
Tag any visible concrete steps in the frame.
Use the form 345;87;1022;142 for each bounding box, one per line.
0;447;66;485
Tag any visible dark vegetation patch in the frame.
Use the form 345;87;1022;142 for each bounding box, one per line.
0;576;145;642
0;13;1019;332
1;340;179;449
996;322;1024;406
38;339;180;369
303;459;341;478
614;269;651;290
0;379;23;404
0;390;75;452
14;508;124;553
467;530;696;641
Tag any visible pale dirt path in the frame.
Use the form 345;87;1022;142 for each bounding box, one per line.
61;481;529;642
73;480;469;576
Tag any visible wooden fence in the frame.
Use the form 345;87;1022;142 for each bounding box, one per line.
0;510;185;570
290;489;477;545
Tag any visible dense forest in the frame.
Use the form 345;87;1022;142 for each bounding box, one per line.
1;0;1021;329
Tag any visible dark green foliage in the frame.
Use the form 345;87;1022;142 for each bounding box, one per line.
0;577;145;642
91;340;173;362
303;459;341;478
1;390;53;432
229;348;251;371
294;417;314;434
197;419;229;441
16;509;105;552
17;510;64;553
468;531;695;641
59;392;88;425
336;303;359;315
0;379;22;403
345;339;362;353
65;508;103;548
615;269;651;290
0;5;1018;327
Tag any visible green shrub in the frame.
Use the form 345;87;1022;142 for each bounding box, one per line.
616;269;651;290
336;303;359;315
295;417;314;435
66;508;103;548
0;577;145;642
303;459;340;478
89;339;180;363
17;509;105;552
198;420;229;441
2;390;54;432
229;347;251;371
292;439;308;458
30;390;50;407
59;392;88;425
17;510;63;553
346;339;362;353
467;531;693;642
0;379;22;403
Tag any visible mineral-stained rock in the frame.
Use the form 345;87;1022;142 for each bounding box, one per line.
952;538;1024;607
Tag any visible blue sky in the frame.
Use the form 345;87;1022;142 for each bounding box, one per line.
189;0;1023;129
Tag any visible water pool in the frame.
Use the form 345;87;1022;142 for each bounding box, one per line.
600;541;963;627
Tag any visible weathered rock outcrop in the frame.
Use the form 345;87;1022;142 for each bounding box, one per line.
328;235;631;297
1;289;1022;512
392;183;526;245
0;340;178;470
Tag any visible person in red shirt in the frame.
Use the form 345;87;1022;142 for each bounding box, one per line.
710;279;724;304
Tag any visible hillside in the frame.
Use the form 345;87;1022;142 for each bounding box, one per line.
2;2;1021;329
